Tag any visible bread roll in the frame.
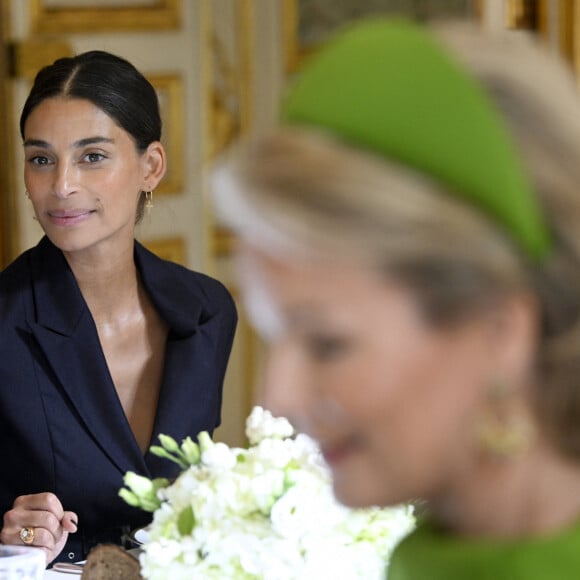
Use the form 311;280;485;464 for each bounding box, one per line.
81;544;142;580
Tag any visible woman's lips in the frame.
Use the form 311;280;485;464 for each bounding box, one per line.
47;209;94;226
320;437;360;466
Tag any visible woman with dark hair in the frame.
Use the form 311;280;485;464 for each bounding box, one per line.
0;51;237;565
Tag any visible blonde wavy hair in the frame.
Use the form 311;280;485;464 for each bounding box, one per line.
213;23;580;459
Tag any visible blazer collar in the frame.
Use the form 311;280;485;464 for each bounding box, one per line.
30;236;85;336
28;237;207;475
30;236;203;337
28;239;143;474
134;242;202;337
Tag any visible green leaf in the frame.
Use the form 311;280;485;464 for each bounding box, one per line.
158;434;181;453
197;431;213;453
150;477;170;497
123;472;154;496
177;505;195;536
149;445;170;458
118;489;140;507
119;472;168;512
149;445;188;469
139;498;163;513
181;437;201;465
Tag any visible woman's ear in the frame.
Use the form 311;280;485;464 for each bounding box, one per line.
488;291;540;389
142;141;167;191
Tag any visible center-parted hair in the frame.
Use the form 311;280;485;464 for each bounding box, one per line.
20;50;161;151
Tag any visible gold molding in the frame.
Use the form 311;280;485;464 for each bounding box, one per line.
148;74;184;195
202;0;258;431
9;40;73;80
227;285;260;420
558;0;577;69
0;0;18;266
237;0;254;136
573;1;580;80
206;0;253;259
142;236;186;264
282;0;296;71
283;0;312;73
29;0;181;33
284;0;484;73
505;0;537;29
537;0;549;38
537;0;580;81
206;0;254;161
200;0;213;274
212;226;236;257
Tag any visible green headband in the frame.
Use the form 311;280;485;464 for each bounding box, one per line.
281;19;551;260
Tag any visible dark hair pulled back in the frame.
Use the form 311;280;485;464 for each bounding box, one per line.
20;50;161;151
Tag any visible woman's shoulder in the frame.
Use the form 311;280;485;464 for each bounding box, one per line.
0;238;68;298
0;247;37;327
388;518;580;580
0;246;36;291
0;237;59;279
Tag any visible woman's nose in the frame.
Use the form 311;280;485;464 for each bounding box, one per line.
52;161;77;198
258;341;312;424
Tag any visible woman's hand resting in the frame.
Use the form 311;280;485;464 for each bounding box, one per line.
1;492;78;565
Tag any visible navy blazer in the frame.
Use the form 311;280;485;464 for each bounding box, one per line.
0;236;237;563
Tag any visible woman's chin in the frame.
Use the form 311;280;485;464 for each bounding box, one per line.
331;464;414;509
331;472;389;508
42;229;91;253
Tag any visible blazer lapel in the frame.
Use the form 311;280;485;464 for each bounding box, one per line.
147;334;215;470
134;244;217;474
29;238;146;476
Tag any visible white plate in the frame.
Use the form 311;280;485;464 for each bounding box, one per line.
50;562;86;575
131;527;150;545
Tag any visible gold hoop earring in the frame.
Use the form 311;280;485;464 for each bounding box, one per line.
476;380;533;459
144;191;154;210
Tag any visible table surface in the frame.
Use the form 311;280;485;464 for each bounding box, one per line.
44;570;73;579
43;548;140;578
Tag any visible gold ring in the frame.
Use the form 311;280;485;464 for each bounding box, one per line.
19;527;35;545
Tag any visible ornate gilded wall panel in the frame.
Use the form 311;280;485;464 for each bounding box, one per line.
204;0;255;257
143;236;186;264
206;0;253;161
148;74;184;195
204;0;258;444
29;0;181;33
283;0;478;71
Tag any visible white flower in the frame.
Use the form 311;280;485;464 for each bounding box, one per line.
245;406;294;444
121;406;415;579
200;440;237;470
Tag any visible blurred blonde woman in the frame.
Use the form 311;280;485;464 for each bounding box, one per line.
213;19;580;579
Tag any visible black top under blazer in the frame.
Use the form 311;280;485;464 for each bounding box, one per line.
0;236;237;563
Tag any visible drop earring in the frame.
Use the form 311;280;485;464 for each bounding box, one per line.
144;191;154;210
476;379;533;459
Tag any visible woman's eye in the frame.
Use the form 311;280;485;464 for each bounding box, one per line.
306;335;351;361
83;152;105;163
28;155;51;166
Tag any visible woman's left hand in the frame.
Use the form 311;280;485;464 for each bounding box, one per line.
0;492;78;565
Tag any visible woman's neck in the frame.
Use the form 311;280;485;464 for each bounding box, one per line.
431;439;580;538
63;240;140;323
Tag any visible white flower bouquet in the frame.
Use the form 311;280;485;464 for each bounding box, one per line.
120;406;414;579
